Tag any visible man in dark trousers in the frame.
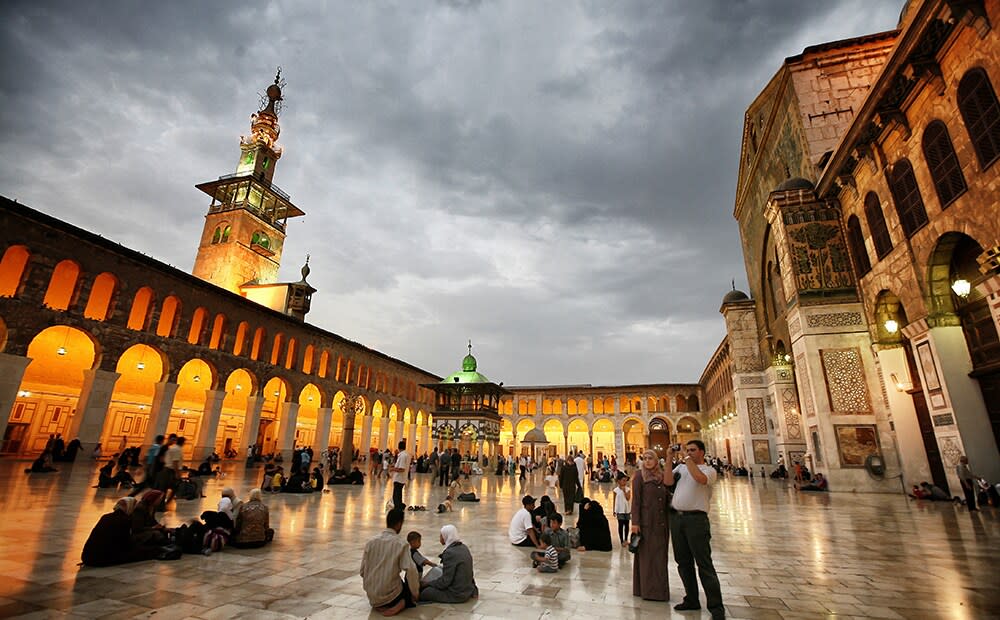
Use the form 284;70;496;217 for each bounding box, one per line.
450;447;461;482
557;456;580;514
438;448;452;487
671;440;724;619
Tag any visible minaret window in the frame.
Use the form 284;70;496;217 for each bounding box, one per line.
221;226;231;242
251;231;271;250
958;67;1000;170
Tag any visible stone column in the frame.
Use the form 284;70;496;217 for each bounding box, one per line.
360;415;373;452
0;353;32;443
243;396;266;454
193;389;225;461
378;417;389;451
143;381;180;447
875;345;930;488
613;396;621;415
395;419;404;449
420;425;430;456
68;369;122;445
339;406;357;472
407;423;417;452
277;401;300;462
314;407;333;453
614;421;626;462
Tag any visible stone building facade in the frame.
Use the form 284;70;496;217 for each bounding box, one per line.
705;0;1000;492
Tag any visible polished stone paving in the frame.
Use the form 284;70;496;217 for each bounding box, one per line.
0;460;998;619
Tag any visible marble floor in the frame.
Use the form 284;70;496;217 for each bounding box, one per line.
0;460;997;620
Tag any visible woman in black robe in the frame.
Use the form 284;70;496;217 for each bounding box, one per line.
576;497;613;551
81;498;158;567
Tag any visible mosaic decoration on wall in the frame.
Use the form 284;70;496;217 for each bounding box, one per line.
939;435;962;466
834;425;881;467
748;398;767;435
740;375;765;385
932;413;954;427
753;439;771;464
820;348;872;414
796;353;816;417
782;387;802;439
806;312;863;327
782;207;854;292
789;317;802;338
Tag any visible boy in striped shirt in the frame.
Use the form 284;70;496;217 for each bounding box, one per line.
531;533;559;573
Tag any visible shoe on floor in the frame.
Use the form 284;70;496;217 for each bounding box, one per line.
674;601;701;611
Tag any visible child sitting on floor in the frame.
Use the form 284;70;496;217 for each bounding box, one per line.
531;532;559;573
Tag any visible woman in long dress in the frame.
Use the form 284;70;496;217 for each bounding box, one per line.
631;448;675;601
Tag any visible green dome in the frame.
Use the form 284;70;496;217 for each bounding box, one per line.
462;353;477;372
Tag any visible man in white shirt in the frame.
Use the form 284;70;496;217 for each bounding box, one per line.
670;440;724;619
508;495;541;547
390;440;412;510
361;508;419;614
574;452;586;492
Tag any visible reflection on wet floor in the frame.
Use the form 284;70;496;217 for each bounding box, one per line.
0;460;997;619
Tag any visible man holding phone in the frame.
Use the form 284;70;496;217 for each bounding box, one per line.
670;440;724;619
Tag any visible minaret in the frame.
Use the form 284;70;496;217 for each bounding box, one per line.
191;69;305;293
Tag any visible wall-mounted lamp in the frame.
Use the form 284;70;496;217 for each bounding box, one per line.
193;375;201;383
17;390;31;398
884;319;899;334
56;346;67;356
890;372;913;392
235;384;243;391
951;279;971;298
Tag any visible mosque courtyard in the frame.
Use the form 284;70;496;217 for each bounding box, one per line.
0;460;997;620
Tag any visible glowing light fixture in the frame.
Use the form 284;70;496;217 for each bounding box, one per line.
181;408;188;414
235;384;243;391
136;361;145;370
951;278;971;298
139;404;146;410
884;319;899;334
56;346;67;356
18;390;30;397
193;375;201;383
274;390;280;397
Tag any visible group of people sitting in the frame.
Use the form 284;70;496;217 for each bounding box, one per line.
796;472;828;492
507;493;614;573
81;487;274;567
361;508;478;616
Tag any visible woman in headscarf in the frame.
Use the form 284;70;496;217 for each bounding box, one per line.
232;488;274;548
131;490;169;548
218;487;241;522
81;497;157;566
631;447;675;601
575;497;613;551
419;525;479;604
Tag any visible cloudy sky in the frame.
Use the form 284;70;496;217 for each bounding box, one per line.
0;1;904;385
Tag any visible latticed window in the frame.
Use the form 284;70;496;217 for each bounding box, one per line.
863;192;892;259
922;121;966;208
958;68;1000;169
887;159;928;238
846;215;871;277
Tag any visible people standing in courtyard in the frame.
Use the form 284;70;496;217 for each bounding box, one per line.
450;448;461;483
613;472;632;546
438;449;451;487
671;440;724;619
575;451;587;492
558;455;581;514
956;455;979;511
391;440;411;510
360;508;420;616
419;525;479;603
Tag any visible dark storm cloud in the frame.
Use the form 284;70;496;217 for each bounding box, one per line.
0;1;903;384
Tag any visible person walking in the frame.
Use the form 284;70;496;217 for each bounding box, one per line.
557;455;580;515
956;455;980;512
631;449;672;601
390;440;411;510
438;449;451;487
671;440;724;619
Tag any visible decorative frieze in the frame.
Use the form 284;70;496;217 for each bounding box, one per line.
820;348;872;414
806;312;863;328
748;398;767;435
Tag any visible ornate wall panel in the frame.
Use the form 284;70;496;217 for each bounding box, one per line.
781;387;802;439
820;348;871;414
748;397;767;435
806;312;863;327
795;353;816;417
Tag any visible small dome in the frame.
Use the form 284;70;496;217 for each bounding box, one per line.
462;353;477;372
723;289;750;304
522;428;549;444
775;177;814;192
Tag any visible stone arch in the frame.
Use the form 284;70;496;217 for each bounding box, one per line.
83;272;119;321
687;395;699;411
926;231;985;319
127;286;156;331
675;395;688;412
0;245;30;298
302;344;315;375
317;349;330;378
874;290;907;345
270;333;285;366
156;295;181;338
284;337;298;370
542;418;564;449
250;327;266;361
105;343;169;445
208;312;227;350
232;321;250;356
592;418;616;459
676;416;701;433
188;307;208;345
42;259;81;311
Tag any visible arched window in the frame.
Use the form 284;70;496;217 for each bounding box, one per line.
188;307;208;344
846;215;872;277
209;313;227;349
157;296;181;337
42;260;80;311
233;321;249;356
271;333;285;365
864;192;893;259
0;245;30;297
922;120;967;208
221;225;231;243
127;287;155;330
251;231;270;250
84;272;118;320
958;67;1000;169
284;338;298;370
211;227;222;244
887;159;928;238
251;327;266;360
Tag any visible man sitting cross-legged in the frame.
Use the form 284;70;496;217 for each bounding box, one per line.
361;508;420;616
